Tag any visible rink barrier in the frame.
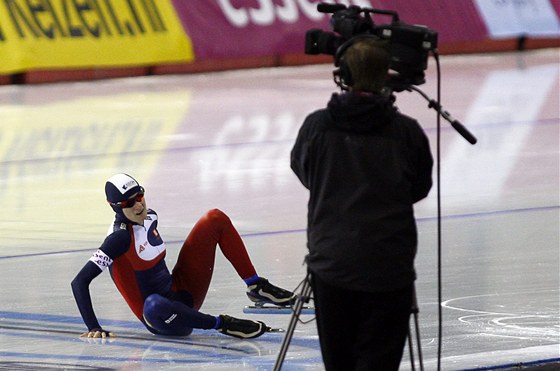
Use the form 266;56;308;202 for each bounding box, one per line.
2;37;559;85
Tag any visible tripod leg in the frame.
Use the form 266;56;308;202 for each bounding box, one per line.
413;310;424;371
408;324;416;371
273;273;313;371
410;285;424;371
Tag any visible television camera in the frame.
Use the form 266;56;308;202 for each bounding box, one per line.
305;3;438;92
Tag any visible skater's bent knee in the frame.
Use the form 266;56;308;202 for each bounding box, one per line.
144;294;166;316
203;208;229;223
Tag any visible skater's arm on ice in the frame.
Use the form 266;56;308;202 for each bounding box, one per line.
71;233;128;337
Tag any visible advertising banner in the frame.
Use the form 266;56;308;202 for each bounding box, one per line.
0;0;194;74
171;0;324;59
171;0;489;60
474;0;560;38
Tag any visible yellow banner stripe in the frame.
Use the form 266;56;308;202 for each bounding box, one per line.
0;0;194;74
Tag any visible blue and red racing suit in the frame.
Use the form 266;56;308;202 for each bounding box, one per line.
71;208;257;336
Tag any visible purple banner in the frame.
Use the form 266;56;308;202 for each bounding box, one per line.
171;0;322;59
172;0;558;61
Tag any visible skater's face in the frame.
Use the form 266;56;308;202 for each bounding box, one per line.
120;189;148;225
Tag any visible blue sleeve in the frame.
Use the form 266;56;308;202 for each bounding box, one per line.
70;230;131;331
71;261;103;331
100;229;131;260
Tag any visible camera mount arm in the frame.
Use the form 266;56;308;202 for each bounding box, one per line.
407;85;477;145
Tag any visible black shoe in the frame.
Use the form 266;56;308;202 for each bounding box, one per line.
246;278;296;306
218;315;268;339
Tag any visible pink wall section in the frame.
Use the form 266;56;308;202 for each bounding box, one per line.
552;0;560;14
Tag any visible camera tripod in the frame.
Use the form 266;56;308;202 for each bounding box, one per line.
273;272;424;371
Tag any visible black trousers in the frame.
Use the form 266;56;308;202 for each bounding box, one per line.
310;273;413;371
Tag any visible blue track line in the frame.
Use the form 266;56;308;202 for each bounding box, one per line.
458;357;560;370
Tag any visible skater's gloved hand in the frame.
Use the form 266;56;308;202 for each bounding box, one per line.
80;328;115;339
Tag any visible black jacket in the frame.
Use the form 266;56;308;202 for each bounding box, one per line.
291;91;433;292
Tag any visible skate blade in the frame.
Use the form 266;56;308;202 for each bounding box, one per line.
266;327;285;333
243;305;315;315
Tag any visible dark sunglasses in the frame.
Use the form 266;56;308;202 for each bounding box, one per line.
111;187;145;209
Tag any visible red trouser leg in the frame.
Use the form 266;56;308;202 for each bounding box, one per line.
172;209;257;310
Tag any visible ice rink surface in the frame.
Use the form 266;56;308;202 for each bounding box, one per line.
0;48;558;370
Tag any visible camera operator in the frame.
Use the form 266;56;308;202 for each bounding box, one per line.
290;36;433;370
